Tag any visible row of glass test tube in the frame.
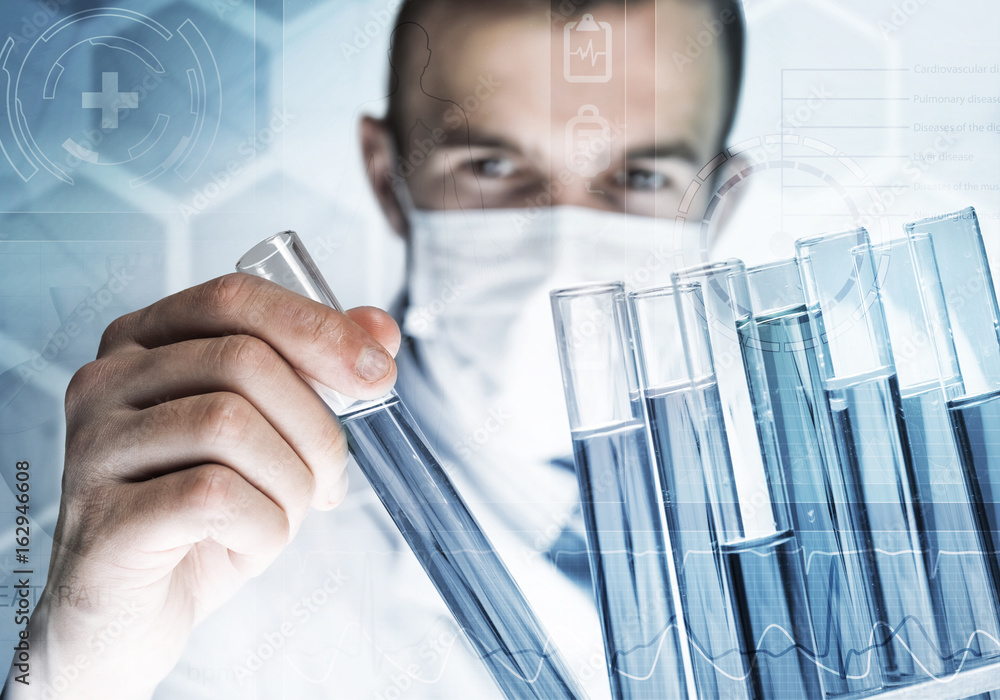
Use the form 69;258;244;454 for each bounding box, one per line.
550;207;1000;700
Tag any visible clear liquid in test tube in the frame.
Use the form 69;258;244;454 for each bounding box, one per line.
796;229;944;685
740;260;883;697
627;282;752;700
236;231;587;700
876;230;1000;678
905;208;1000;594
672;261;823;700
550;282;692;700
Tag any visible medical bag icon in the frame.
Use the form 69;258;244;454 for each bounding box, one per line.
563;13;612;83
566;104;611;175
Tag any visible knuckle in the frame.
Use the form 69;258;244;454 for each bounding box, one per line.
195;393;252;448
98;312;137;355
284;302;347;352
200;273;254;322
319;420;350;470
183;464;237;514
66;360;101;401
216;334;278;382
291;466;316;511
269;514;291;549
65;360;112;417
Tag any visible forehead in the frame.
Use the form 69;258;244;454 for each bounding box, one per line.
399;1;727;158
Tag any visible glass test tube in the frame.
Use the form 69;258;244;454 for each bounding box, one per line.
904;208;1000;581
550;283;691;700
627;282;752;700
872;235;1000;680
795;228;944;685
740;260;883;697
672;261;824;700
237;232;587;700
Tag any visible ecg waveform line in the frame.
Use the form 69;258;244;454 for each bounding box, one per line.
280;541;1000;688
682;542;996;581
276;554;570;687
284;626;578;686
568;40;607;67
582;550;1000;684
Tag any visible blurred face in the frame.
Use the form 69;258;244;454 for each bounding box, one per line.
368;0;729;224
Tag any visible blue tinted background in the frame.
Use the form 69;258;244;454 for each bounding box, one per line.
0;0;999;695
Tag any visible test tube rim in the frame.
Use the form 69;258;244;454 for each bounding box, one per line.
870;233;932;254
236;230;298;273
902;205;976;232
549;280;624;299
671;257;746;284
628;280;701;303
794;226;868;253
744;257;796;275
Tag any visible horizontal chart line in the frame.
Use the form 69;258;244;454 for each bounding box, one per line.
786;125;912;129
781;68;911;71
782;97;912;101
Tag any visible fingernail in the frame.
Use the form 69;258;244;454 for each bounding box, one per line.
357;347;391;382
328;472;349;507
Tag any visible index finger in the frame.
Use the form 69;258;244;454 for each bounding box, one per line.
99;273;397;400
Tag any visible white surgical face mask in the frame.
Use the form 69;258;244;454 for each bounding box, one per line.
397;205;702;544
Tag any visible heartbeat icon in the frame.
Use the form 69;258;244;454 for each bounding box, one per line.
564;14;613;83
569;40;608;67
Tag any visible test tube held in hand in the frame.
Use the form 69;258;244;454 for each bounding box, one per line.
236;231;587;700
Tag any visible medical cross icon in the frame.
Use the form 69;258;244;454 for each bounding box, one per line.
82;72;139;129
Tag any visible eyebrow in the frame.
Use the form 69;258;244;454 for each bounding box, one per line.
435;131;701;165
624;142;700;164
436;129;523;153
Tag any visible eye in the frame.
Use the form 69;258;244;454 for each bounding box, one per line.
614;167;671;192
469;157;519;179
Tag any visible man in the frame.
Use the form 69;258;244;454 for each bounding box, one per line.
6;0;742;696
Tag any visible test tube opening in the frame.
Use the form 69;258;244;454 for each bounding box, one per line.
236;230;343;311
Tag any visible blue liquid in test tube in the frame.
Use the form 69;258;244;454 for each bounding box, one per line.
552;283;692;700
629;284;752;700
672;261;824;700
905;210;1000;585
237;231;587;700
740;260;883;697
797;229;947;686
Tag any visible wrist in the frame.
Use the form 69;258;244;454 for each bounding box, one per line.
3;593;157;700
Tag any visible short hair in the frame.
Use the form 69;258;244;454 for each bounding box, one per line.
384;0;745;150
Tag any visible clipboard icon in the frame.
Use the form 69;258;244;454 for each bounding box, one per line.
563;13;612;83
